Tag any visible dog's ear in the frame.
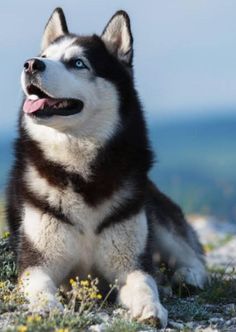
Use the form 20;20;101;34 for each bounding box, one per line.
101;11;133;66
41;8;68;51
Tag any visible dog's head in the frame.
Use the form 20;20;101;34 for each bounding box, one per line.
21;8;135;139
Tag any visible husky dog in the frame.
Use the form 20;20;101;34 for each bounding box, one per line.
6;8;208;327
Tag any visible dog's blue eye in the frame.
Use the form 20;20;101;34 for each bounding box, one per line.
75;59;86;69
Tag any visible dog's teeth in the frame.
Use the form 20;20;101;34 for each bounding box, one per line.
58;101;68;108
28;94;39;101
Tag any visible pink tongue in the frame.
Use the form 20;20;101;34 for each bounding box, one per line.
23;98;60;114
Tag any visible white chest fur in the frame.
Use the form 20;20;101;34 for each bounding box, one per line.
23;163;136;279
25;163;134;230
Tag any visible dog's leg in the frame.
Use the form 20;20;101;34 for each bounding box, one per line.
96;211;168;327
18;233;64;312
153;226;208;289
118;270;168;326
19;264;63;312
146;180;208;289
18;205;77;311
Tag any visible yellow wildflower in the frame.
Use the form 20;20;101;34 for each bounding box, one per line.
80;280;89;287
90;292;98;299
26;314;42;324
3;231;10;239
69;278;76;287
0;281;6;288
3;232;10;239
17;326;27;332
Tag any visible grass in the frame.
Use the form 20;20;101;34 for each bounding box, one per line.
198;268;236;305
5;313;101;332
0;233;17;282
0;199;6;235
3;315;147;332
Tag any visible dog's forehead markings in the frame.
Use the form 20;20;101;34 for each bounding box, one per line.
64;45;84;61
45;36;79;60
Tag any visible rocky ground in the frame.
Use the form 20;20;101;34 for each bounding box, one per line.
190;215;236;268
0;216;236;332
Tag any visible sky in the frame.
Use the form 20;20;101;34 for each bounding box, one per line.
0;0;236;132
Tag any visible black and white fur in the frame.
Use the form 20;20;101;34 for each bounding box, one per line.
6;8;208;327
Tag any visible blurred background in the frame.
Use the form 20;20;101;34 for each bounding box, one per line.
0;0;236;234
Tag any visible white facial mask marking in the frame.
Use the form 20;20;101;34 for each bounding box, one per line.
21;37;120;143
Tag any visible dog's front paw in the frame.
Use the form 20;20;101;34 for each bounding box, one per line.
119;271;168;328
131;299;168;328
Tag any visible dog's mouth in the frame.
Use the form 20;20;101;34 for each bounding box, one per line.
23;85;84;118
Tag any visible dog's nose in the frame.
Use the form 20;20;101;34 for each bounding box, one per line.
24;59;46;74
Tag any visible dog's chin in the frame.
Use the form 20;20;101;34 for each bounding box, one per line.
26;109;82;134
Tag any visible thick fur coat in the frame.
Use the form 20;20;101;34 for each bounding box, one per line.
6;8;208;327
